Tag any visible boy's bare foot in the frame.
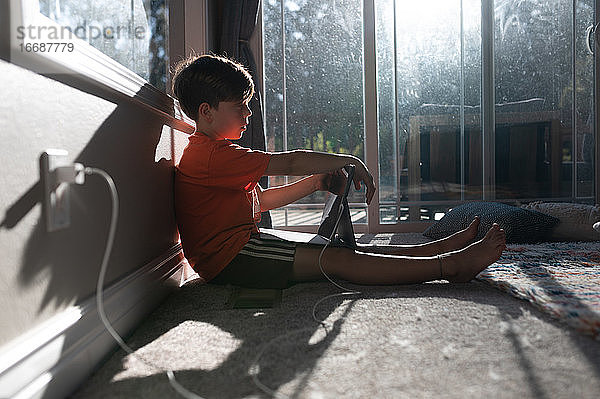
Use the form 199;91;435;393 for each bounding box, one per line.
435;216;480;253
440;224;506;283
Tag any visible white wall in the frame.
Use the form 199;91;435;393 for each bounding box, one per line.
0;58;183;348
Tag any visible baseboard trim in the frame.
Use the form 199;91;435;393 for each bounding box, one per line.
0;243;186;399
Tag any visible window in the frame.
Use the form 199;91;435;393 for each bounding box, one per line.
36;0;167;91
9;0;170;100
263;0;367;228
263;0;597;231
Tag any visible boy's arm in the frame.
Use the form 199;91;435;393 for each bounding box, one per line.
257;171;347;212
264;150;376;204
256;175;320;212
265;150;353;176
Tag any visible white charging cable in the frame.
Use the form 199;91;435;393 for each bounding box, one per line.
250;189;362;398
58;163;205;399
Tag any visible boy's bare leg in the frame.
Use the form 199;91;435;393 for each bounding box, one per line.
356;216;481;257
357;220;480;256
292;224;505;285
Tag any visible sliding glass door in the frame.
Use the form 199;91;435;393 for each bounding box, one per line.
375;0;596;227
375;0;483;224
493;0;595;201
262;0;597;231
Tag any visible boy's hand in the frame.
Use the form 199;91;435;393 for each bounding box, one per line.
313;162;376;206
313;169;347;195
351;161;376;205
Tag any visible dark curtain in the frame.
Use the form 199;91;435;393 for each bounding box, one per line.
219;0;272;228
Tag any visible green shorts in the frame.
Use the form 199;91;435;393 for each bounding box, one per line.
210;237;298;289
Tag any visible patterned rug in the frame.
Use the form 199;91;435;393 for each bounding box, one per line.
476;241;600;340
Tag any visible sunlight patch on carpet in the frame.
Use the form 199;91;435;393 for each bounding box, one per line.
112;321;242;381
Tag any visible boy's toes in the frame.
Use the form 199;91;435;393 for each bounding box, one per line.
464;217;480;238
468;217;479;229
483;225;499;239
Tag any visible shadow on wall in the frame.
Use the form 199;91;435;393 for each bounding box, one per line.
0;81;179;313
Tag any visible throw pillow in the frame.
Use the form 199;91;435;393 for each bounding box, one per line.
520;202;600;241
423;201;559;244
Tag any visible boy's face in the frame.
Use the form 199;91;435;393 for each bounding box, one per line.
209;100;253;140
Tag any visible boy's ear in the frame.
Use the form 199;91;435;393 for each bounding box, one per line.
197;103;212;122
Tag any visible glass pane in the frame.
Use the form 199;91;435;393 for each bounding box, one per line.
264;0;284;155
38;0;168;91
376;0;482;222
264;0;365;226
375;0;397;222
575;0;595;198
494;0;573;199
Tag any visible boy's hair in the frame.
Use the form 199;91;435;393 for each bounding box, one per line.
171;53;255;122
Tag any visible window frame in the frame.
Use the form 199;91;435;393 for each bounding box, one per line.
596;0;600;204
7;0;196;133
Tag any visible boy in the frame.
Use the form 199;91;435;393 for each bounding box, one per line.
172;54;506;289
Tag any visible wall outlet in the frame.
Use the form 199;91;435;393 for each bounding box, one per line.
39;149;71;232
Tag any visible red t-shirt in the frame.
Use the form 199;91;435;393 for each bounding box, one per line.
174;133;272;281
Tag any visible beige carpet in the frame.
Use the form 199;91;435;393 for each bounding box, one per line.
71;234;600;399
